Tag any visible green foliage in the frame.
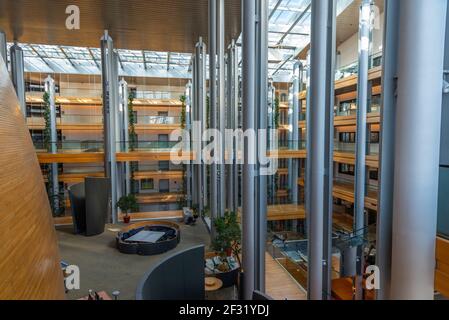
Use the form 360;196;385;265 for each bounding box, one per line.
42;92;52;151
128;92;137;152
212;212;241;257
274;97;280;129
180;95;187;129
116;194;139;215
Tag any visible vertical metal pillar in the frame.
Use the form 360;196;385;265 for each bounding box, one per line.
209;0;219;223
186;81;193;208
119;78;131;196
226;42;236;212
100;31;118;224
232;43;240;213
307;0;336;300
191;57;198;211
390;0;447;300
217;0;226;216
201;42;208;211
291;62;301;205
268;81;276;205
0;30;7;68
10;43;26;117
45;75;59;207
242;0;268;298
353;0;373;299
242;0;257;300
255;0;269;293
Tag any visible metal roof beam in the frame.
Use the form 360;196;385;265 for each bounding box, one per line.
276;3;312;46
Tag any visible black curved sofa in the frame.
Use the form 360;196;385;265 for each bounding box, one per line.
136;245;205;300
116;222;181;256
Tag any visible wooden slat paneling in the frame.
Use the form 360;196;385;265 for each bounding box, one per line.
436;237;449;297
0;59;65;299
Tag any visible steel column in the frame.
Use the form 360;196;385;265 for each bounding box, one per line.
390;0;447;300
44;75;59;211
376;0;398;300
255;0;269;292
217;0;226;217
353;0;374;299
119;79;131;196
242;0;268;298
307;0;336;300
10;44;26;117
100;31;118;224
242;0;256;300
186;81;193;208
209;0;219;225
0;30;7;68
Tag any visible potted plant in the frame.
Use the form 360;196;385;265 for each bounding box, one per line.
205;211;242;287
116;194;138;224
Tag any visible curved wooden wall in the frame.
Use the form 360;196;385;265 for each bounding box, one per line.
0;59;65;299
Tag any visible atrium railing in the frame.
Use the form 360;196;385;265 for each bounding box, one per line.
334;141;379;155
136;115;181;125
116;141;181;152
33;140;104;153
27;114;103;125
335;52;383;80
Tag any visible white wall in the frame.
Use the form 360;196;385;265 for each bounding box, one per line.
336;12;384;69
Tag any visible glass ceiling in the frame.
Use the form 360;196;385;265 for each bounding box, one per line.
6;43;192;79
6;0;354;82
265;0;354;82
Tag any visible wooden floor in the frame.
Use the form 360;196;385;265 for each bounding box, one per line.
265;253;307;300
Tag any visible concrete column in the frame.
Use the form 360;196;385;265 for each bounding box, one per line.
390;0;447;300
44;75;59;210
0;30;7;68
307;0;336;300
10;43;26;117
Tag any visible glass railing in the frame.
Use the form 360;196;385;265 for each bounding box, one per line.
34;140;104;153
27;115;103;126
275;140;307;151
27;115;182;126
334;141;379;155
136;115;181;125
116;141;181;152
335;52;383;80
335;108;357;117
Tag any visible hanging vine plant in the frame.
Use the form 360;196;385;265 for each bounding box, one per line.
128;92;137;151
42;92;64;216
180;95;187;129
43;92;52;152
274;97;280;129
128;91;138;194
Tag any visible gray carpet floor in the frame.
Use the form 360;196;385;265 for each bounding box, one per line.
57;220;211;300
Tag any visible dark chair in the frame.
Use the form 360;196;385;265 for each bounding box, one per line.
68;177;110;236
